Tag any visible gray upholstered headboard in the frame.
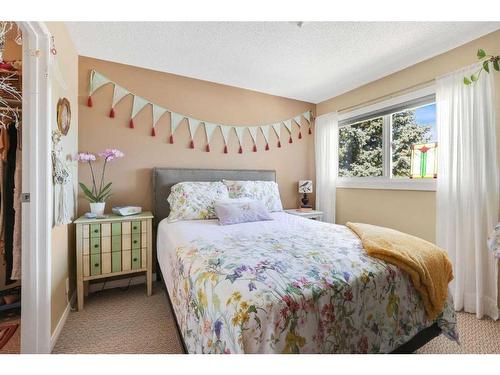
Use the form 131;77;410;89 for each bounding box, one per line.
152;168;276;225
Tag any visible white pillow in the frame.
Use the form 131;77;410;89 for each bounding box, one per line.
215;199;273;225
222;180;283;212
167;181;229;222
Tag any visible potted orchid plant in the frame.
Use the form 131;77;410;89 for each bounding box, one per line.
77;148;124;215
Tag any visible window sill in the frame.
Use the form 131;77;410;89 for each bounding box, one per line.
336;178;436;191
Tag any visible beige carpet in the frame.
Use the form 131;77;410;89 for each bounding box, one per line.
52;282;500;354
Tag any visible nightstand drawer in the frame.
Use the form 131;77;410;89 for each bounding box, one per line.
131;221;141;234
102;252;111;274
122;250;131;271
90;224;101;238
122;234;131;250
112;251;122;272
90;254;101;276
90;237;101;254
101;223;111;237
131;233;141;249
101;236;111;253
111;235;122;251
83;255;90;277
132;249;141;269
111;222;122;236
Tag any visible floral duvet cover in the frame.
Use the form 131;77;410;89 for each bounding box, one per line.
158;213;458;353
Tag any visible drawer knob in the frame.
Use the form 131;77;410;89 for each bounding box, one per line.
94;229;98;233
133;258;138;262
94;263;99;267
94;244;98;248
133;240;138;244
133;226;137;230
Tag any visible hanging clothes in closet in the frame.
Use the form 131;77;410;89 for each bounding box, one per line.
0;119;22;284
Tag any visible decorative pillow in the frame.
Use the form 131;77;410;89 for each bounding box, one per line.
223;180;283;212
215;199;273;226
167;181;229;222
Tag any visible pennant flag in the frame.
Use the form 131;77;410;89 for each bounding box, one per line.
220;126;232;153
129;96;149;128
260;125;271;151
89;71;109;95
248;127;258;152
151;105;167;136
87;70;110;107
234;126;245;153
112;85;129;107
109;84;129;118
283;119;293;143
187;118;201;149
272;123;282;148
303;110;311;123
169;112;185;143
204;122;218;152
294;115;303;139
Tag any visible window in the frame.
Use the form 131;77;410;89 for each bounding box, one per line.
337;87;437;191
339;116;383;177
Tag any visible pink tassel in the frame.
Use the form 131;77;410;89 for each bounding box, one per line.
238;145;243;154
129;119;135;129
189;140;195;149
289;136;293;144
224;145;228;154
277;140;281;148
308;127;312;135
206;144;210;152
298;131;302;139
253;144;257;152
265;143;269;151
169;134;174;144
87;96;93;107
109;108;115;118
151;128;156;137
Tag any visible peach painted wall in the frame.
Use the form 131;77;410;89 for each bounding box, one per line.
77;56;315;215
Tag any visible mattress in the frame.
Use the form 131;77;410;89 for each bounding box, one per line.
157;212;458;353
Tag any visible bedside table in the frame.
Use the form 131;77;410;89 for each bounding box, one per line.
74;211;154;311
285;209;324;221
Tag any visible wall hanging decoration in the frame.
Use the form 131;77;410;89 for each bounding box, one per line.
56;97;71;135
51;130;74;226
87;69;314;153
463;49;499;85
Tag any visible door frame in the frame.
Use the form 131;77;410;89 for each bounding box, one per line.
18;21;52;354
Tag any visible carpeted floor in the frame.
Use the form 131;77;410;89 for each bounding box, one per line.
52;282;500;354
0;311;21;354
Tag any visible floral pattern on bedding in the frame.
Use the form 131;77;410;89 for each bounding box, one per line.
223;180;283;212
167;181;229;222
169;223;458;353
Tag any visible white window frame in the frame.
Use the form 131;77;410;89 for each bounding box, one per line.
336;85;437;191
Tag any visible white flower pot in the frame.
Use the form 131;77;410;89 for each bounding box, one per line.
90;202;105;216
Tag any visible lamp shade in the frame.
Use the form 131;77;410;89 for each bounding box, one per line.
298;180;313;194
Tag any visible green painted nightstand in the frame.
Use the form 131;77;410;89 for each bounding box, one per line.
74;212;154;311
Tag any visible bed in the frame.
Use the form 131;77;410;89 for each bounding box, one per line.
153;168;458;354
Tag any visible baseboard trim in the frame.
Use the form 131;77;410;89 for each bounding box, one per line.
88;273;157;294
50;292;76;352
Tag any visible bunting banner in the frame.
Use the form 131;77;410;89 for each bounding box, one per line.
87;69;314;153
204;122;218;152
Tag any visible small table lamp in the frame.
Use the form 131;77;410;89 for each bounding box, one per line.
298;180;313;208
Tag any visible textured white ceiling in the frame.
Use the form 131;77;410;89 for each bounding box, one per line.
66;22;500;103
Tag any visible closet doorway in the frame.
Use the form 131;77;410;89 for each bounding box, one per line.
0;21;23;354
0;22;52;354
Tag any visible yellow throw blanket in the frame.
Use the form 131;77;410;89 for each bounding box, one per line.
346;222;453;321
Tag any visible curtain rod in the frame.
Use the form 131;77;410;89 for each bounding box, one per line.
337;78;436;115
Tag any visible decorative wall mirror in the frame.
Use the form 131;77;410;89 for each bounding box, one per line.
56;97;71;135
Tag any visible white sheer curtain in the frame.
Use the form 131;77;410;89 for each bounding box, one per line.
436;63;499;320
314;112;338;223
